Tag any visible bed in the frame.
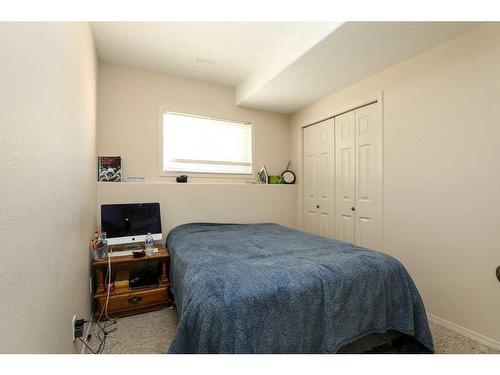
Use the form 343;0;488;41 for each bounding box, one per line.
166;223;433;353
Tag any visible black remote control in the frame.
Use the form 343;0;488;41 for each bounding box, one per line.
132;250;146;258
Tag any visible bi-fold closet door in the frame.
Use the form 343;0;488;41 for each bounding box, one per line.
303;102;382;250
303;118;334;237
335;103;382;249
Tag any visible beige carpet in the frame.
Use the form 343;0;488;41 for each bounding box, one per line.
84;308;498;354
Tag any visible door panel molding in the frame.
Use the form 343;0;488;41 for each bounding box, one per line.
303;118;334;238
335;110;355;244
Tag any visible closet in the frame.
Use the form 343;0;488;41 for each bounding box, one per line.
303;102;382;249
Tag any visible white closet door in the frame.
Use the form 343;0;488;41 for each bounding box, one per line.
334;111;356;243
354;104;382;249
303;119;334;237
317;119;335;238
303;125;319;234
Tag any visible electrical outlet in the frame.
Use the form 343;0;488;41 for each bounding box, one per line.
73;316;85;341
72;315;77;341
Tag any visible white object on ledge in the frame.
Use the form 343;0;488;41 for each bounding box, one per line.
126;177;146;182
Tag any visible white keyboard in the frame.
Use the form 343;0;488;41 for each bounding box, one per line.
108;248;159;258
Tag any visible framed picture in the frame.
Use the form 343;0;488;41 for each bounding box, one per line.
257;166;269;184
98;156;122;182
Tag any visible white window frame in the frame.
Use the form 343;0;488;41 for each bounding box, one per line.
158;108;255;179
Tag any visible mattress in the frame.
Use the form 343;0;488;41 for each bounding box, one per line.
166;223;433;353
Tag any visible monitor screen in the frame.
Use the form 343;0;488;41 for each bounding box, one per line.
101;203;162;245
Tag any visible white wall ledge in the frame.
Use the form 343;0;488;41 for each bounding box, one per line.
97;181;297;186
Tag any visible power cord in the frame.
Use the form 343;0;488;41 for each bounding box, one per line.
79;337;97;354
80;294;97;354
94;320;117;354
82;252;118;354
95;255;117;353
84;242;158;353
82;316;118;354
104;251;112;320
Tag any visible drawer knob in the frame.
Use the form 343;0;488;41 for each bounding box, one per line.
128;295;143;304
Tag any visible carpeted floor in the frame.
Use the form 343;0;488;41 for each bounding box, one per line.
85;308;499;354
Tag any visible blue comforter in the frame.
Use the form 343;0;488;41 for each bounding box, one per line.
166;223;433;353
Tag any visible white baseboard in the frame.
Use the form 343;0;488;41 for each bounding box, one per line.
427;313;500;351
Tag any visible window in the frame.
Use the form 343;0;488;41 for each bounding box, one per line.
161;112;252;175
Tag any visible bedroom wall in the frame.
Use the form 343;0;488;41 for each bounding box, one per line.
97;61;290;182
97;183;296;235
289;23;500;346
0;23;97;353
97;62;295;232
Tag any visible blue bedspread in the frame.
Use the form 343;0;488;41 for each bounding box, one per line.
166;223;433;353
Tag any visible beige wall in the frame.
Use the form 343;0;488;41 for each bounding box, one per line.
97;61;295;233
97;183;296;236
0;23;97;353
289;23;500;344
97;61;290;182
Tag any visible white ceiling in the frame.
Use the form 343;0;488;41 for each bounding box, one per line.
92;22;480;114
92;22;338;87
236;22;480;113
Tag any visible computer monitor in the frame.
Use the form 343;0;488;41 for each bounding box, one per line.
101;203;162;245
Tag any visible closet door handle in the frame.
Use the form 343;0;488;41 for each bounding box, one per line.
351;207;355;211
316;205;320;209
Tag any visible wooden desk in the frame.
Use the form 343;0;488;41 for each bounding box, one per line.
92;243;172;319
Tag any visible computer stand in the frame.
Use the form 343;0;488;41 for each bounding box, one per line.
91;242;172;320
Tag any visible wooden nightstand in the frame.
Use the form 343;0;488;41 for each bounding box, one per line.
92;243;172;319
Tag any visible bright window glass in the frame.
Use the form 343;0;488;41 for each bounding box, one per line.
162;112;252;174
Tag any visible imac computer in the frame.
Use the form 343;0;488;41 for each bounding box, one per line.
101;203;162;246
